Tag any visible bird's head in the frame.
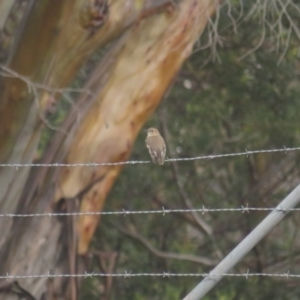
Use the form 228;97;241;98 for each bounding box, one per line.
145;127;160;137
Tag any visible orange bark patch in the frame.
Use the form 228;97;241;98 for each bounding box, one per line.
54;0;217;254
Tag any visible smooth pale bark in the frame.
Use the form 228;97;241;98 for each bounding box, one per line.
0;0;171;251
0;0;15;29
55;0;218;254
0;0;174;162
0;0;217;298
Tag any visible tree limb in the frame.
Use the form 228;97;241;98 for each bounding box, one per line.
159;110;213;236
116;223;218;266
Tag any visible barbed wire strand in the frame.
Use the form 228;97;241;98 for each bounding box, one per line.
183;184;300;300
0;206;298;218
0;271;298;280
0;146;299;168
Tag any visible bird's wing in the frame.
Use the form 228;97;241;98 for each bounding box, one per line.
162;144;166;158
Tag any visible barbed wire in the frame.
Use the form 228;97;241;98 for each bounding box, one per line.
0;146;299;168
0;271;297;280
0;206;298;218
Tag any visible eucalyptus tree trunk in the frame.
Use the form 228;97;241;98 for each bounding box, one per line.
0;0;217;298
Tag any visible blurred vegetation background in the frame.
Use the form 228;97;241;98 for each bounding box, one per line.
81;1;300;299
1;0;300;299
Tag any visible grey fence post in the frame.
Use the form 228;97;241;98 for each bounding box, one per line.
183;183;300;300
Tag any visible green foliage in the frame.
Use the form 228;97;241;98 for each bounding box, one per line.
81;1;300;299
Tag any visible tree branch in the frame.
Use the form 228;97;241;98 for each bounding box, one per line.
116;223;218;266
158;109;224;259
158;110;213;236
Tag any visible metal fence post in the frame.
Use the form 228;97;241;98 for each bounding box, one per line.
183;183;300;300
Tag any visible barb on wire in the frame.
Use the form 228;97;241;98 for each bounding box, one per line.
0;207;299;218
1;271;300;280
0;146;300;168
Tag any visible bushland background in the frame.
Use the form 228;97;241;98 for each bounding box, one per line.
1;0;300;299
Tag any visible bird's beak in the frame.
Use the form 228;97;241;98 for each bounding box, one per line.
144;129;149;132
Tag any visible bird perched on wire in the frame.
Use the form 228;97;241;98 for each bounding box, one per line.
145;127;166;165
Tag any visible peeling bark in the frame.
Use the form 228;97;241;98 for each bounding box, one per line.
0;0;173;260
0;0;217;298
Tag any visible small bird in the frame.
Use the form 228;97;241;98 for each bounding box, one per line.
145;127;166;165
